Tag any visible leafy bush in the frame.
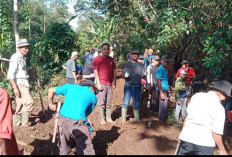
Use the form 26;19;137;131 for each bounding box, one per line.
28;22;79;84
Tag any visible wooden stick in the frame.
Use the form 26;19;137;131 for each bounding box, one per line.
36;78;45;116
52;102;61;143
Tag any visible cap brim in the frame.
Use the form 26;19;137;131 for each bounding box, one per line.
17;44;30;48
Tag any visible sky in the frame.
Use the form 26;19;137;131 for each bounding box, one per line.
67;1;79;30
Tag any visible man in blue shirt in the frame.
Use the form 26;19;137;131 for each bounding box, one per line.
156;55;169;121
84;50;93;66
47;80;98;155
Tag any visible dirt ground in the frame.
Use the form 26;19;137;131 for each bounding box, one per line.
12;69;201;155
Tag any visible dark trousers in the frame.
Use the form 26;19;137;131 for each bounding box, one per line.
58;116;95;155
177;140;214;155
67;78;75;84
150;88;159;112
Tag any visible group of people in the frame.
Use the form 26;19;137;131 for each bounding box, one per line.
0;37;232;155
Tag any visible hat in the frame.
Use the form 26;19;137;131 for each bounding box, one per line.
131;50;139;54
161;55;169;62
181;60;188;64
153;55;160;60
209;80;232;97
70;51;78;58
17;38;30;48
180;70;187;75
80;80;99;95
0;56;10;62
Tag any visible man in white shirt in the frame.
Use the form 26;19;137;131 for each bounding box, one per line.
7;38;36;127
177;80;232;155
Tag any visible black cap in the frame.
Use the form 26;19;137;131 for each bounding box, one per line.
80;80;99;95
161;55;169;62
181;60;188;64
131;49;139;54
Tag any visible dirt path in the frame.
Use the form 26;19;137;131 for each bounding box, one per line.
13;69;181;155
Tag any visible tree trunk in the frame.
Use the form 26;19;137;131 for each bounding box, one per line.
13;0;19;51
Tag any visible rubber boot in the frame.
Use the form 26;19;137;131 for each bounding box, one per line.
21;112;30;126
121;108;127;122
13;114;22;126
133;109;140;123
99;108;106;124
106;108;113;123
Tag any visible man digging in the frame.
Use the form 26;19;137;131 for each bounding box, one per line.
47;80;98;155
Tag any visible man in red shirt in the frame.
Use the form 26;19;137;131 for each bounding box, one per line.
175;60;195;103
92;43;116;124
0;88;19;155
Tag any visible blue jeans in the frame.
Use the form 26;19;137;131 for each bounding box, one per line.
177;140;214;155
122;85;141;109
175;98;187;122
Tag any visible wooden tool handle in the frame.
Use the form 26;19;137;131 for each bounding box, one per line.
52;102;61;143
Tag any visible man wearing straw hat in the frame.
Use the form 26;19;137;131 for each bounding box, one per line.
177;80;232;155
7;38;36;127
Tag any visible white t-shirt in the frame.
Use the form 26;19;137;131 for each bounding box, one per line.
179;91;225;147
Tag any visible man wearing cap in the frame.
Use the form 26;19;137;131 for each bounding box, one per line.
175;60;195;100
156;55;169;121
174;70;187;123
147;55;160;113
121;49;146;123
7;38;36;126
177;80;232;155
62;51;81;84
47;79;98;155
92;43;116;124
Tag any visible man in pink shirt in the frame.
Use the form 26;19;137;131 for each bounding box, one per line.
0;88;19;155
92;43;116;124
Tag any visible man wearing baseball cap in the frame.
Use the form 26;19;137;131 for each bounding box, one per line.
174;70;187;123
121;49;146;123
177;80;232;155
147;55;160;113
7;38;36;127
156;55;170;121
175;60;195;101
47;79;98;155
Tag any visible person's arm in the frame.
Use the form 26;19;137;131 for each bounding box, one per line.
147;65;152;91
0;138;7;155
9;79;20;98
62;65;67;70
93;69;103;91
175;80;181;105
212;132;227;155
47;87;57;111
112;68;116;89
157;79;164;100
